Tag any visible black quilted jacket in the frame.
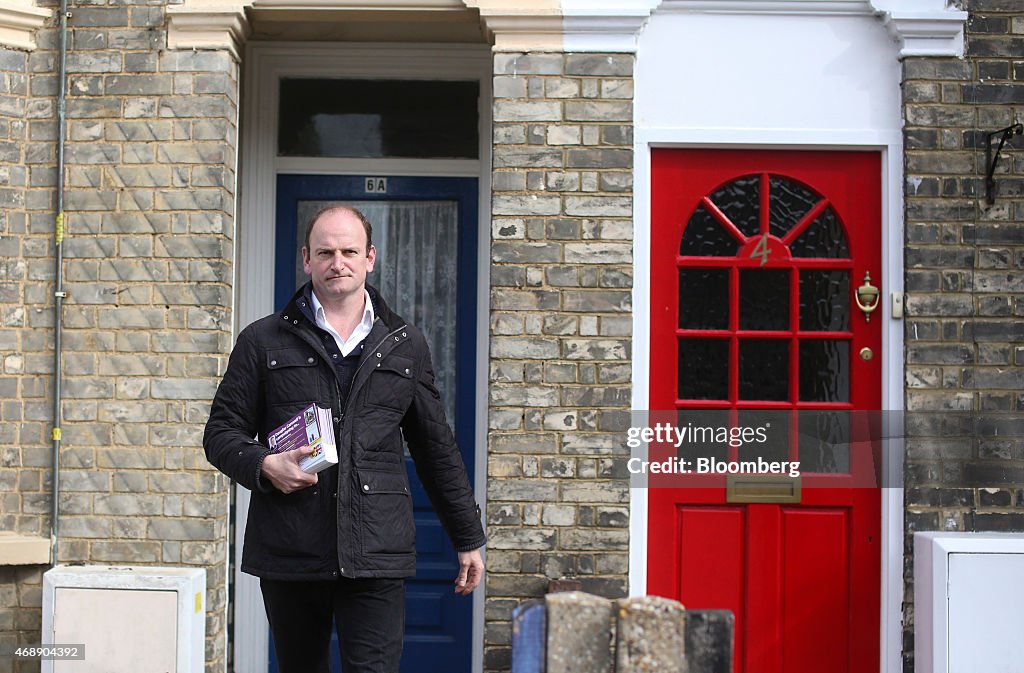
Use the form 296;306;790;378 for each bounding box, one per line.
203;284;485;580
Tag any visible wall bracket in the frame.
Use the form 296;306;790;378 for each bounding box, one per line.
985;123;1023;206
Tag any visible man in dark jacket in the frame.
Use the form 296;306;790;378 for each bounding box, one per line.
204;205;486;673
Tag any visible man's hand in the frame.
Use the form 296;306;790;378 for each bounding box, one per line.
454;549;484;595
261;446;318;494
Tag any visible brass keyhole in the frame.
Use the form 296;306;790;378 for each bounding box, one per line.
860;347;873;361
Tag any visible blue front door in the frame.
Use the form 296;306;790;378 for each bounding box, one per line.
272;174;478;673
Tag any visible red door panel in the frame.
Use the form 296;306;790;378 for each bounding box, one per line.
780;508;851;673
648;149;881;673
677;506;747;666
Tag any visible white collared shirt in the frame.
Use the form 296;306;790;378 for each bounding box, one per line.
311;289;375;356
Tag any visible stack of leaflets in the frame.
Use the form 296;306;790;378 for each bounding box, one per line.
266;403;338;474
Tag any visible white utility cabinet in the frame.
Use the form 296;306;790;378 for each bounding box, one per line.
914;532;1024;673
42;565;206;673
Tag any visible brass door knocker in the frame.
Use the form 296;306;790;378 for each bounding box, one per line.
854;271;879;322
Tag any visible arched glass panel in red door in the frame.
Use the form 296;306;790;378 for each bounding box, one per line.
649;150;882;673
676;172;853;408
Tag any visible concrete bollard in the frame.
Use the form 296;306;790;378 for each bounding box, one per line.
615;595;687;673
509;592;733;673
546;591;614;673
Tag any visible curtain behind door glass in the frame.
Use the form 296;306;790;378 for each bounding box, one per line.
294;200;459;424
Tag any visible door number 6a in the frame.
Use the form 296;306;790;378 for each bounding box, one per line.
750;234;771;266
365;177;388;193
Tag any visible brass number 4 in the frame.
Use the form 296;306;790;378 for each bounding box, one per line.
750;234;770;267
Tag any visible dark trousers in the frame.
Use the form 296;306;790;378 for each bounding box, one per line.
261;577;406;673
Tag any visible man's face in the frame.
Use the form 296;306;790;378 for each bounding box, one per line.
302;209;376;304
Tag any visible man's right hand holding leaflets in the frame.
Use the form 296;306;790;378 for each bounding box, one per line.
261;445;319;493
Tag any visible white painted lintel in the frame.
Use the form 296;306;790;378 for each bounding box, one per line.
161;0;966;58
658;0;966;58
166;4;251;62
0;0;50;52
880;12;967;58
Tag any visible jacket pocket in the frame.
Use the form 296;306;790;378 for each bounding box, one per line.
365;354;416;412
265;348;320;406
356;469;415;555
250;487;323;560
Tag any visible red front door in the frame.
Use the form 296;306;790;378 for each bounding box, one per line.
647;149;882;673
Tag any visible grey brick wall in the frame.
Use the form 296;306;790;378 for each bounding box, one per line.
902;1;1024;669
0;43;43;673
0;2;238;670
485;52;634;672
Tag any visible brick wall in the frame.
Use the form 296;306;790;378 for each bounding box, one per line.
484;52;634;672
902;1;1024;669
0;3;238;670
0;42;39;671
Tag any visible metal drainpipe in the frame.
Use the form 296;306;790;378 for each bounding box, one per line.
50;0;70;568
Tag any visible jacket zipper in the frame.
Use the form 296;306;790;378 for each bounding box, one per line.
332;320;408;436
336;322;406;578
348;323;408;390
336;322;409;466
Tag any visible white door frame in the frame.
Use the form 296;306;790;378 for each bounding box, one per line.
629;129;905;673
234;41;492;673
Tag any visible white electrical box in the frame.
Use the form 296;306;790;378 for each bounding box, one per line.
914;532;1024;673
42;565;206;673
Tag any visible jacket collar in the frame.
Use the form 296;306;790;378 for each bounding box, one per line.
285;282;404;331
